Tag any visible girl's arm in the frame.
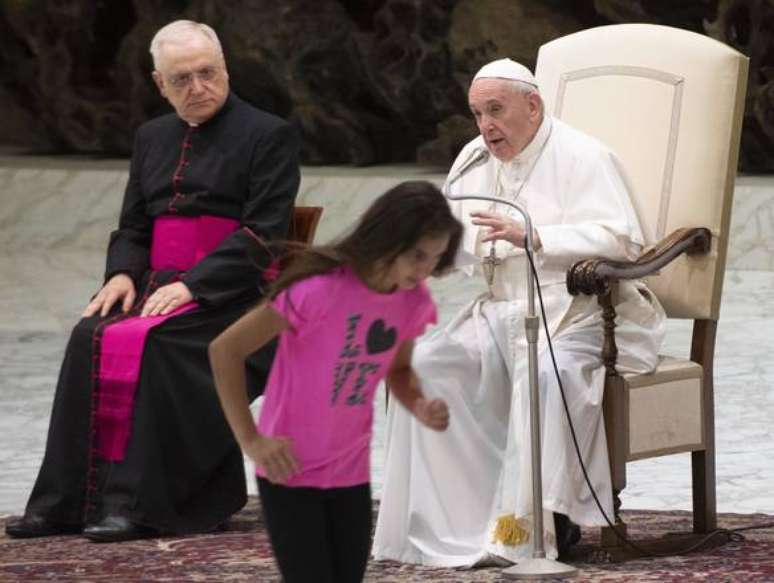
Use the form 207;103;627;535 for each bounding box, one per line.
209;303;300;483
386;339;449;431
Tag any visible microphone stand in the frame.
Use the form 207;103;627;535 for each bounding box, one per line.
446;193;577;580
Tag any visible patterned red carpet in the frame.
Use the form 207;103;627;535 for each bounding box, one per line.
2;498;773;582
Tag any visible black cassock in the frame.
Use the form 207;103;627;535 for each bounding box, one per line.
25;93;300;534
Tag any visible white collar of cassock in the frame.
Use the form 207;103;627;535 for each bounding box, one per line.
498;115;552;184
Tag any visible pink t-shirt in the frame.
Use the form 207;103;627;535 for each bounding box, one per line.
256;265;437;488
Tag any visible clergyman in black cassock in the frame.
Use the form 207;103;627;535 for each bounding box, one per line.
5;20;301;542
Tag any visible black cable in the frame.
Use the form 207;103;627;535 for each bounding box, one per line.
728;521;774;533
523;249;763;558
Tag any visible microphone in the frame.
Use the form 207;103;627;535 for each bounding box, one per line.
445;146;490;189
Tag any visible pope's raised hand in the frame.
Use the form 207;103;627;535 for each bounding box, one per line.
470;211;541;249
470;210;525;247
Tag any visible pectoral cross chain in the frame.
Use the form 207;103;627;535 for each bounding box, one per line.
482;245;502;286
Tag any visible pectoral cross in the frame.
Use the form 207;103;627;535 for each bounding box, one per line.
482;245;502;286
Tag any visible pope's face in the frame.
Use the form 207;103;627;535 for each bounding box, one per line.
468;78;542;162
152;35;229;125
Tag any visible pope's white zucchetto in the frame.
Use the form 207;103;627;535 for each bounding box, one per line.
473;58;537;87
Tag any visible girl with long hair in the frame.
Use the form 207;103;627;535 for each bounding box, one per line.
209;180;462;583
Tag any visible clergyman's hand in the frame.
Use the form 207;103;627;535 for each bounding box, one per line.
141;281;194;318
83;273;136;318
414;397;450;431
244;435;300;485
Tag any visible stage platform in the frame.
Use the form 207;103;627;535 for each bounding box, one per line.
1;156;773;523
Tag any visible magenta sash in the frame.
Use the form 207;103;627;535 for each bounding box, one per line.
95;215;239;462
150;215;241;271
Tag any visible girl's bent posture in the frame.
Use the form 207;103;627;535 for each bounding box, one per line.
209;181;462;583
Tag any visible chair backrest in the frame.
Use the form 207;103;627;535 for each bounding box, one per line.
535;24;748;319
288;206;323;245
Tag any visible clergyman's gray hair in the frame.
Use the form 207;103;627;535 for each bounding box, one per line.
149;20;223;69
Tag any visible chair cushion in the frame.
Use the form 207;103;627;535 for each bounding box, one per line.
623;355;705;460
624;354;703;387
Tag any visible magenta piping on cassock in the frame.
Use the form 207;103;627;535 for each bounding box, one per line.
94;214;239;462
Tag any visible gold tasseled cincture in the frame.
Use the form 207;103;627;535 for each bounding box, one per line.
492;514;530;546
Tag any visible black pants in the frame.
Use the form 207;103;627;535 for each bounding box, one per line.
257;477;372;583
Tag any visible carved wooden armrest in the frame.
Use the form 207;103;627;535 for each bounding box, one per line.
566;227;712;297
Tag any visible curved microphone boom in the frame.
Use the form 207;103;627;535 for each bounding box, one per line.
445;193;535;255
446;193;537;320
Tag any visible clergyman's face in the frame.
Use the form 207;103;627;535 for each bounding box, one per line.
468;78;542;162
152;35;229;125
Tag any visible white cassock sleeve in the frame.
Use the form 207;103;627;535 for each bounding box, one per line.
535;148;646;270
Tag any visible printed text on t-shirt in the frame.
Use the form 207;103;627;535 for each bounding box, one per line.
331;313;396;406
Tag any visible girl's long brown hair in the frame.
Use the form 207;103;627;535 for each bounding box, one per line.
266;180;463;299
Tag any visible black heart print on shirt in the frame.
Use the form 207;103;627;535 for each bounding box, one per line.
366;319;397;354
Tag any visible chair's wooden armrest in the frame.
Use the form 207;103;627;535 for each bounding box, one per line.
566;227;712;296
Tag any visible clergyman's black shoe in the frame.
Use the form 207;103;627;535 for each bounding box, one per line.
83;515;157;543
5;514;82;538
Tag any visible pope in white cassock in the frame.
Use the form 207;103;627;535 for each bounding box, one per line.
372;58;666;566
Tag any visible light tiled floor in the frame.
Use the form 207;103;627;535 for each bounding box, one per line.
2;268;773;520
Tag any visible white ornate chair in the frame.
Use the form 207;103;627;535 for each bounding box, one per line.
535;24;748;557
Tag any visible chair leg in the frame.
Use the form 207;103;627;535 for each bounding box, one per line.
691;449;717;533
601;370;628;548
691;319;717;533
600;488;627;547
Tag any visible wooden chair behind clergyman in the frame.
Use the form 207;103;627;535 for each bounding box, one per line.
536;24;748;560
250;206;323;279
288;206;323;246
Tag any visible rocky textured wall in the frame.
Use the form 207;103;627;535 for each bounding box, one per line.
0;0;771;171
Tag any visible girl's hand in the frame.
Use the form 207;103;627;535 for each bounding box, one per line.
244;435;300;484
414;398;450;431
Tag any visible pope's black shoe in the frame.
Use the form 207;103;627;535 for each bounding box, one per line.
554;512;582;559
5;514;82;538
83;515;157;543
